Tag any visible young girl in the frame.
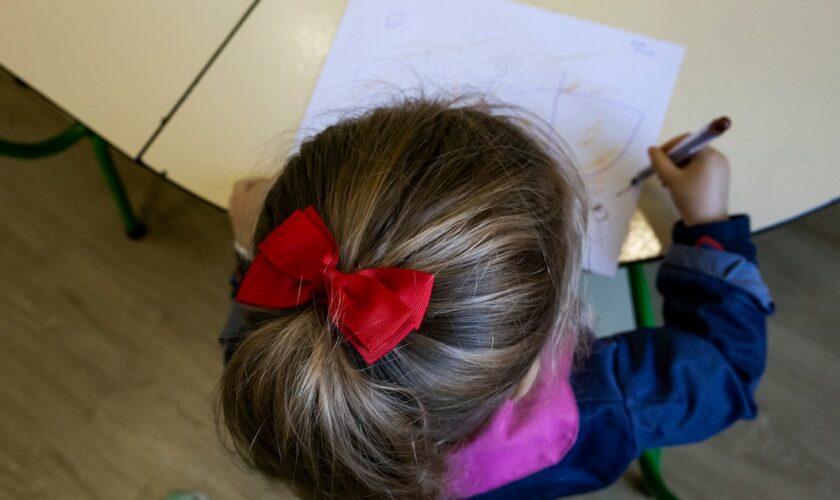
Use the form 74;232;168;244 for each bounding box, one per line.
217;99;773;499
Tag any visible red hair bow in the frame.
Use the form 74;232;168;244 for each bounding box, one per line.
235;206;434;364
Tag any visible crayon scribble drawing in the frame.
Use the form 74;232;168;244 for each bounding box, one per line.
298;0;684;275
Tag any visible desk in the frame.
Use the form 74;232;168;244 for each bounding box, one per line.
5;0;839;259
141;0;346;207
140;0;840;262
0;0;255;157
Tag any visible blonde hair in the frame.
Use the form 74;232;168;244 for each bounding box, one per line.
217;98;588;498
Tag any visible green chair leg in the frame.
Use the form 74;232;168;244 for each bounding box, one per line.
0;123;146;239
0;123;88;157
628;262;678;500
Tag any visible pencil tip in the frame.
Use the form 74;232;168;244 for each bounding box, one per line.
615;185;632;197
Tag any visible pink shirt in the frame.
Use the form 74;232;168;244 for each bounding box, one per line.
446;349;579;498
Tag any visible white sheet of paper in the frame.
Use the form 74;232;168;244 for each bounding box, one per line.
297;0;684;275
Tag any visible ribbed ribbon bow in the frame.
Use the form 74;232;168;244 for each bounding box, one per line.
235;206;434;364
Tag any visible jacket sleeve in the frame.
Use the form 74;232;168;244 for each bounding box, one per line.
475;216;774;499
606;214;773;448
218;250;252;365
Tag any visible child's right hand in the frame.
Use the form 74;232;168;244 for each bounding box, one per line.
648;135;730;227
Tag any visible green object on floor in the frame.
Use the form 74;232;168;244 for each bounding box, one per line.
0;123;146;238
164;491;209;500
628;262;679;500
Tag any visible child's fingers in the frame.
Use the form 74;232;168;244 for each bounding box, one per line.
660;133;690;153
648;146;681;186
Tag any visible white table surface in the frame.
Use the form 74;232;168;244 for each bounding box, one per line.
0;0;255;158
8;0;833;254
142;0;346;207
142;0;840;248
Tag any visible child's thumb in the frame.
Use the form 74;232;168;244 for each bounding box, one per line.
648;146;679;185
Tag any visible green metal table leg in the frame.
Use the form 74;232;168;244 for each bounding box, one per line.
0;123;146;239
628;262;678;500
88;133;146;238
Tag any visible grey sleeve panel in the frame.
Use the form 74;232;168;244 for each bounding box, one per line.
661;245;774;312
220;301;248;343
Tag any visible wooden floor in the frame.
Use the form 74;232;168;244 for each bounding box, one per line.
1;69;838;499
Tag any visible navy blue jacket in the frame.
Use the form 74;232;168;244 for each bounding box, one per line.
220;215;773;498
476;215;774;498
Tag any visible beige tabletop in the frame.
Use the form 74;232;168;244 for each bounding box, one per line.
0;0;255;158
130;1;840;258
142;0;347;204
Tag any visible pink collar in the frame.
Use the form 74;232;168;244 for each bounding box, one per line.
446;348;579;498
